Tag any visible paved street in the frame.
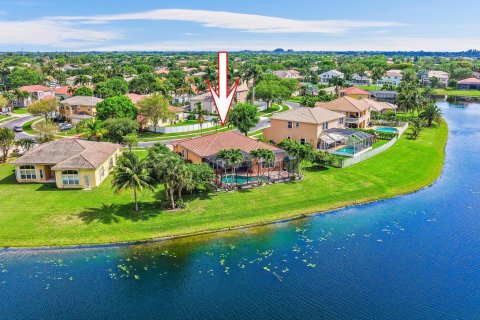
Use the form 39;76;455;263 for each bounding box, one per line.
0;115;37;140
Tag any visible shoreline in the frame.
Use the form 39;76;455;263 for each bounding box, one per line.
1;124;448;251
1;177;442;253
0;120;448;250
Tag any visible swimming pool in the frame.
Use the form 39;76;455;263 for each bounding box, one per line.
376;127;398;133
221;175;266;184
335;146;356;154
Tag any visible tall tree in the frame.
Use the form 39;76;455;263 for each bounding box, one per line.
96;96;138;121
0;127;15;161
27;99;58;121
227;103;260;136
112;152;155;212
137;93;173;133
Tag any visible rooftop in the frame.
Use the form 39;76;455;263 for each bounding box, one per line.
18;85;53;93
12;139;121;170
271;107;344;124
458;78;480;84
316;96;371;113
61;96;103;106
173;131;282;158
340;86;371;95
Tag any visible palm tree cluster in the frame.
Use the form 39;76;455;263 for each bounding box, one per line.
112;143;214;211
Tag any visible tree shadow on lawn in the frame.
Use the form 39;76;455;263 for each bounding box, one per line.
0;172;17;185
305;165;330;172
78;202;162;224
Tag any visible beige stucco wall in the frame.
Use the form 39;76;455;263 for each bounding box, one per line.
15;164;53;183
263;118;345;148
173;145;203;164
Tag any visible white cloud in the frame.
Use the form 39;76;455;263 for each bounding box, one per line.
0;20;119;46
88;36;479;52
51;8;404;34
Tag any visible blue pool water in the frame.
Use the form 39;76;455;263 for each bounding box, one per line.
335;146;356;154
221;175;265;184
1;101;480;319
376;127;399;133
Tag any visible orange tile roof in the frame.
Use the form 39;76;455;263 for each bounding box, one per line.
173;131;281;158
54;86;74;96
126;93;146;104
18;85;53;93
316;96;371;113
340;86;371;95
458;78;480;84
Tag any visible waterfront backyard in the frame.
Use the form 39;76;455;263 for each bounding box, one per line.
0;119;447;247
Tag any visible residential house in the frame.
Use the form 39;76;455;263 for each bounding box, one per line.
189;84;248;113
457;78;480;90
173;131;298;186
263;107;346;149
235;82;249;103
364;98;398;114
472;71;480;79
339;86;371;99
126;93;185;129
319;70;344;84
59;96;103;124
272;70;301;79
316;97;372;128
13;85;56;108
368;90;398;103
421;71;449;87
11;139;121;189
347;73;372;86
54;86;74;100
378;70;403;86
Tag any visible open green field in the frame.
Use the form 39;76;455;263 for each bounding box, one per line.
0;121;447;247
432;88;480;97
165;119;199;127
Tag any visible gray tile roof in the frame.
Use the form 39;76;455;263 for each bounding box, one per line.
271;107;345;124
12;139;121;170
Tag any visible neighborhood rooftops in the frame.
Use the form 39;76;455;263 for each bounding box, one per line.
173;131;282;158
12;139;121;170
316;96;371;113
339;86;371;96
61;95;103;106
18;85;53;93
271;107;344;124
458;78;480;84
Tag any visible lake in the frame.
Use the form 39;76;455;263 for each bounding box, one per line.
1;101;479;319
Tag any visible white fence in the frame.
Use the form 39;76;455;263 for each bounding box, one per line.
340;123;409;168
148;121;215;134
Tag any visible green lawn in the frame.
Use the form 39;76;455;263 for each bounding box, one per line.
0;121;447;247
22;117;42;134
13;109;29;115
165;119;199;127
138;125;229;141
432;88;480;97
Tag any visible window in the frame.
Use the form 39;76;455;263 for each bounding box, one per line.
100;167;105;178
109;158;114;169
339;118;345;125
295;122;300;128
62;170;80;186
300;138;306;145
287;121;293;128
322;122;329;130
19;165;36;180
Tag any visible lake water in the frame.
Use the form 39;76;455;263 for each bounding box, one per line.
1;101;480;319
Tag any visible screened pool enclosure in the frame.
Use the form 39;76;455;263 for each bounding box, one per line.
318;128;374;157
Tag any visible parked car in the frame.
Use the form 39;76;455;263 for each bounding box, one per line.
0;111;11;116
13;126;23;132
58;123;73;131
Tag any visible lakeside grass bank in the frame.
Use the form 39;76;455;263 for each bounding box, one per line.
0;121;448;247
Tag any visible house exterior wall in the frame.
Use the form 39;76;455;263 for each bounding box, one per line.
13;90;55;108
59;104;97;117
457;83;480;90
14;164;54;183
263;117;345;148
340;93;371;100
189;99;216;114
173;145;204;164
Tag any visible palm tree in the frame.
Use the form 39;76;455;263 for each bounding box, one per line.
330;77;345;98
211;117;220;131
111;152;155;212
216;149;231;188
420;102;443;127
409;117;425;140
243;63;262;102
195;102;209;135
227;149;244;186
77;119;105;141
73;75;91;86
17;138;36;152
249;149;263;184
259;149;275;180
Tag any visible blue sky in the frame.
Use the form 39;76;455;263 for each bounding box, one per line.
0;0;478;51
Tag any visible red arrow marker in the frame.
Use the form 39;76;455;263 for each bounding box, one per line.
207;52;240;126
